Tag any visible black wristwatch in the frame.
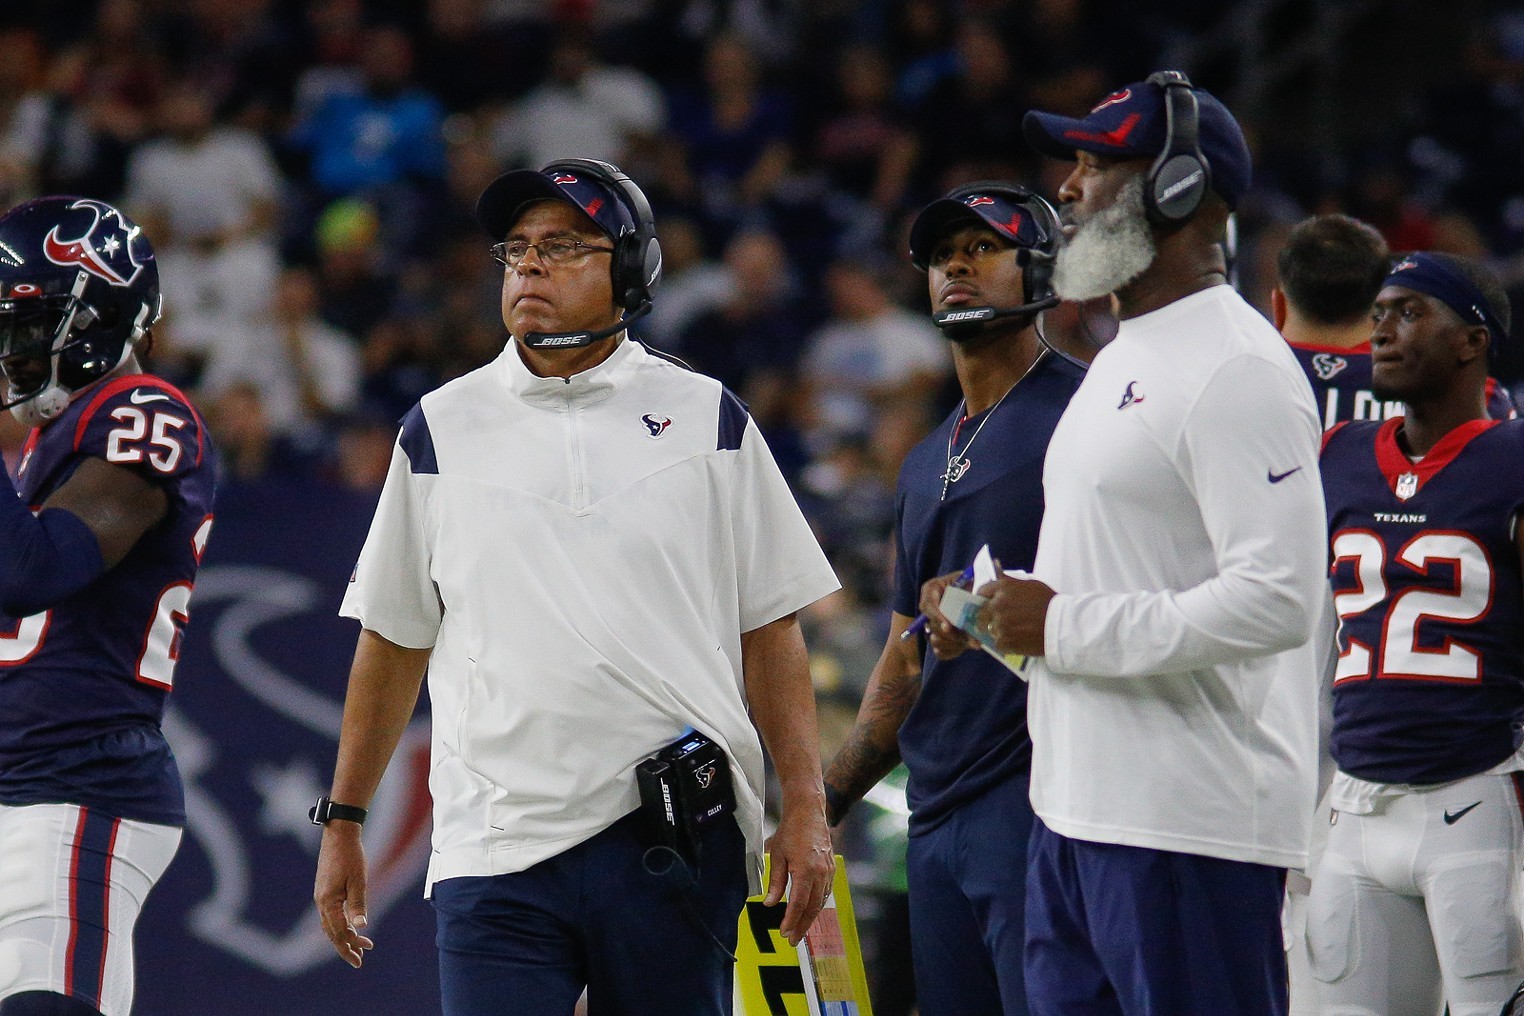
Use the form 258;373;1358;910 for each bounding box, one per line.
309;796;368;827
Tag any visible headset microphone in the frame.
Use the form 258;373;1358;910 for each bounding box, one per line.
932;248;1059;332
933;296;1059;331
522;301;652;349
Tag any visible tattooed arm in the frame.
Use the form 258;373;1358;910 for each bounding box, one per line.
822;611;923;826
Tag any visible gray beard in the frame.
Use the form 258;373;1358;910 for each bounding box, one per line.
1052;174;1157;302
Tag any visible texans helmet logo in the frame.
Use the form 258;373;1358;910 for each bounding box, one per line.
642;413;672;437
42;198;145;287
1311;353;1348;380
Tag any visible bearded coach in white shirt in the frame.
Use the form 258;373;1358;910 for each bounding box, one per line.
925;74;1331;1015
310;158;840;1016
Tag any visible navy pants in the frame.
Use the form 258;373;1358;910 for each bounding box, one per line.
432;811;747;1016
1024;819;1288;1016
906;772;1034;1016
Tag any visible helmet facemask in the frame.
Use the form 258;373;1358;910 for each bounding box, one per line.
0;270;139;427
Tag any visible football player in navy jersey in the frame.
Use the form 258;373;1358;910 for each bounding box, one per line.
0;197;216;1016
1311;251;1524;1016
1275;213;1516;427
821;183;1084;1016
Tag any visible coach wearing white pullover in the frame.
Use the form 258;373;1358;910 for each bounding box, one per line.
924;74;1331;1015
311;159;839;1016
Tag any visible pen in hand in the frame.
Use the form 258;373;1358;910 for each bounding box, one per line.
901;564;977;640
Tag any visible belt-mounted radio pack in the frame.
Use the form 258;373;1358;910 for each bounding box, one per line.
636;728;735;868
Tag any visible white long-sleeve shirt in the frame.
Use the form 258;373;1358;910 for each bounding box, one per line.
1028;285;1332;868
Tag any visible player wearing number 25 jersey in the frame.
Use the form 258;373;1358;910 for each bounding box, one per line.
0;197;215;1016
1310;252;1524;1016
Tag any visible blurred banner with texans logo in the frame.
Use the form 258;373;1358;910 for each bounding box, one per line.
135;477;439;1014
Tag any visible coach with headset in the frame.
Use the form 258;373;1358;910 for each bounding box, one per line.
946;74;1331;1013
311;159;840;1015
823;182;1084;1016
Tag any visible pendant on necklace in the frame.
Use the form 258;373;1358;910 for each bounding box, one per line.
945;456;971;485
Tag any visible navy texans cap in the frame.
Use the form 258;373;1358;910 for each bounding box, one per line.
908;186;1053;271
1022;76;1252;210
476;165;635;241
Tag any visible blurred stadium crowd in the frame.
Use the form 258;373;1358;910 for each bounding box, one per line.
4;0;1524;1001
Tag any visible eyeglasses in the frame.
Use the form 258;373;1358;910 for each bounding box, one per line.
490;236;615;267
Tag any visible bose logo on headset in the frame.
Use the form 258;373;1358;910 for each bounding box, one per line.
1144;71;1211;225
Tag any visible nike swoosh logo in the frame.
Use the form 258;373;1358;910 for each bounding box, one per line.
1267;466;1302;484
129;389;171;405
1443;801;1482;825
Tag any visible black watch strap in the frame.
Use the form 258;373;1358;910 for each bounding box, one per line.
309;796;368;826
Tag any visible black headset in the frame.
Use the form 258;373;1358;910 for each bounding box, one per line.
928;182;1061;324
540;157;663;312
1143;70;1211;225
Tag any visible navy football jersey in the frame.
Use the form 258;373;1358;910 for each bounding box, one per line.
1322;417;1524;784
1291;340;1516;429
892;352;1083;831
0;373;216;824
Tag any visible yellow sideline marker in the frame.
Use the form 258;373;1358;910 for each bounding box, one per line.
734;855;874;1015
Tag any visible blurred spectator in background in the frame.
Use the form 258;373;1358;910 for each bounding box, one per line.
641;214;732;350
202;381;314;485
287;23;446;258
125;75;283;369
668;33;793;228
1410;11;1524;256
312;198;396;338
676;226;807;400
913;19;1027;188
491;30;666;171
326;412;395;493
200;266;362;444
0;26;49;208
160;0;303;135
888;0;960;110
803;257;948;443
288;0;368;119
416;0;542;111
2;0;162;202
812;44;918;216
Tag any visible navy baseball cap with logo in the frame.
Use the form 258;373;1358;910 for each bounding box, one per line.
908;187;1053;271
1022;77;1253;210
476;165;636;241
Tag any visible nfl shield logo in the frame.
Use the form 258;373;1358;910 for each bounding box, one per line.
1395;472;1418;500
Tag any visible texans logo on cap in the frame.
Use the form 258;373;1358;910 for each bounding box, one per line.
966;196;995;207
552;173;578;185
1391;258;1417;273
1091;88;1132;113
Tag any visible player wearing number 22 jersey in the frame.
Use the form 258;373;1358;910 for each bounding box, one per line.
1311;252;1524;1016
0;196;215;1016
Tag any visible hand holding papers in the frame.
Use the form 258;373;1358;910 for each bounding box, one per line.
937;545;1030;677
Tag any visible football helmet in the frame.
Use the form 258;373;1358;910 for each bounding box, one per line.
0;196;161;426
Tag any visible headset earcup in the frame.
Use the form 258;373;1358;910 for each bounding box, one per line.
642;236;663;297
1025;251;1055;306
1148;153;1208;224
